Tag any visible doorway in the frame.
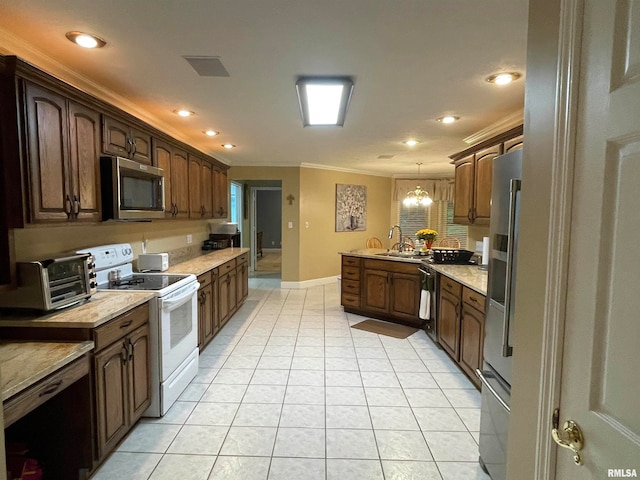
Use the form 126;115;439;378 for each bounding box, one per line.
230;182;243;242
251;186;282;277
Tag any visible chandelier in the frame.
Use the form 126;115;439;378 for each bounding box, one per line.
403;163;433;206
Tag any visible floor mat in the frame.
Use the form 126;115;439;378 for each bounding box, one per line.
350;319;419;339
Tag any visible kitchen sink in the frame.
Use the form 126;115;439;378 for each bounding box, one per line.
375;251;427;259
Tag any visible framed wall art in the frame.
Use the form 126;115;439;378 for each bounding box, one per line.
335;184;367;232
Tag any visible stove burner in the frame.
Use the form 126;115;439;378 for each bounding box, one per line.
111;278;145;287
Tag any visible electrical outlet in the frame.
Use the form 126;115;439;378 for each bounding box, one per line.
187;234;193;244
271;241;275;245
305;221;309;229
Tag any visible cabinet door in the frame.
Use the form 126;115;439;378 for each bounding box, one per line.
236;261;249;305
438;289;460;360
68;101;101;221
102;116;130;158
363;269;390;314
201;160;214;218
459;306;484;387
24;81;71;222
211;271;221;336
389;272;421;321
130;127;152;165
213;169;228;218
219;272;230;325
453;155;474;225
172;148;190;219
94;339;128;458
154;140;174;218
473;146;500;223
128;323;151;423
228;267;238;318
188;155;202;218
197;280;214;349
503;134;524;153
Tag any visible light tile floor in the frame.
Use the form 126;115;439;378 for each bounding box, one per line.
91;276;490;480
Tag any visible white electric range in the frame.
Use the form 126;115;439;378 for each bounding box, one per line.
78;243;200;417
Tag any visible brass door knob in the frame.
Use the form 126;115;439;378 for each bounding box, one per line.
551;408;584;465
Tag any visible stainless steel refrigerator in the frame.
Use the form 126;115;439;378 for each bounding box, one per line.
477;148;522;480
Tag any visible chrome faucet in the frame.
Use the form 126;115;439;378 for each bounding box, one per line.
389;225;404;252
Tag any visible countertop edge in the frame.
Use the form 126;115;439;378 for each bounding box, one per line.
1;340;94;401
429;264;488;296
339;249;426;264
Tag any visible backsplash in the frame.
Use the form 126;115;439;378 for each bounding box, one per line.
12;220;218;262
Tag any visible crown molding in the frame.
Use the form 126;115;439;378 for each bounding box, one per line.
464;108;524;145
299;162;390;177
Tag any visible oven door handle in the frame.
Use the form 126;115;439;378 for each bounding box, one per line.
161;282;200;311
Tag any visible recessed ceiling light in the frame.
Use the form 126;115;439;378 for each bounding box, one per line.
222;144;236;149
436;115;460;124
174;109;195;117
404;140;420;147
204;130;219;136
65;31;106;49
486;72;521;85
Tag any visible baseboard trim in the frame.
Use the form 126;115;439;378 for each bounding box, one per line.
280;275;339;289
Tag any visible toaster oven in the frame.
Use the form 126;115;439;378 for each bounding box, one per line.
0;253;97;311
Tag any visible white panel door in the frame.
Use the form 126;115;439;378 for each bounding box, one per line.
556;0;640;476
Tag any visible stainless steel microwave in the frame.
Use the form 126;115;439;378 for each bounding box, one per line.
100;156;165;220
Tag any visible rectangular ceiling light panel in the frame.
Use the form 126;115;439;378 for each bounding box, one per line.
296;77;354;127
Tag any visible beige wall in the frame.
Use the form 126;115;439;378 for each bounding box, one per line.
299;167;393;281
229;165;393;283
13;219;214;262
228;166;300;282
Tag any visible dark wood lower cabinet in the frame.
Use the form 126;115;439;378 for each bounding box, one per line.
341;255;423;326
94;321;150;460
437;276;486;389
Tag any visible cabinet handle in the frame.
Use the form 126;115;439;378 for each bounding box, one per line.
467;208;473;223
38;380;63;397
128;339;134;361
73;195;80;216
227;275;231;285
119;319;133;329
65;195;72;218
174;203;178;216
121;344;128;364
131;139;137;158
126;138;132;155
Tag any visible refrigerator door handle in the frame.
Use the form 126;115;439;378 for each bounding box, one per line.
502;178;521;357
476;369;511;413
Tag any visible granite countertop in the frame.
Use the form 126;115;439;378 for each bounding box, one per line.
0;291;154;328
0;340;94;401
340;249;487;295
164;247;250;276
339;248;427;264
429;264;488;295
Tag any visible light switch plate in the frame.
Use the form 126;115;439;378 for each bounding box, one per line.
288;221;293;229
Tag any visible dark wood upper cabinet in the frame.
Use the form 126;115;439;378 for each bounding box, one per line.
188;155;202;218
103;116;152;165
450;124;523;225
24;81;100;223
201;159;214;218
153;139;189;219
213;168;229;218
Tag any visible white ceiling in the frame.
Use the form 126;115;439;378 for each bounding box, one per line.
0;0;528;177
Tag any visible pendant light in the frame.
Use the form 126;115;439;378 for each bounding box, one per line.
403;163;433;206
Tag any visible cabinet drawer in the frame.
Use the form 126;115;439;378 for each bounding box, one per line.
342;256;361;268
341;293;361;308
198;270;212;288
440;276;462;296
342;266;360;281
341;279;360;295
463;287;485;312
94;303;149;352
3;355;90;428
219;259;236;274
236;253;248;265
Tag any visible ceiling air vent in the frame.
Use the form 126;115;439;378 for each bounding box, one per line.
183;56;230;77
377;154;394;159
